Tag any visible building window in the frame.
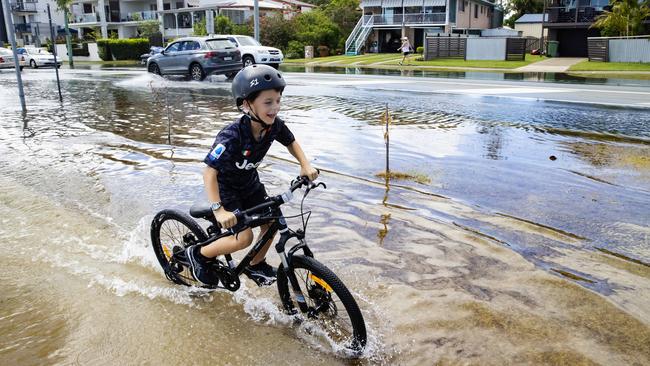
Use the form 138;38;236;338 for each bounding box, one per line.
83;3;92;13
176;1;184;9
460;1;465;11
474;4;478;18
163;3;170;10
150;4;157;11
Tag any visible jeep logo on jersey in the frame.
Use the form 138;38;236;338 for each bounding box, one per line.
250;78;258;88
235;159;261;170
208;143;226;161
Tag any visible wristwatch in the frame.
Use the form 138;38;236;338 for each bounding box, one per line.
210;201;222;211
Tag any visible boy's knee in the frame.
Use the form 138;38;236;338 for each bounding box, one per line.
235;229;254;250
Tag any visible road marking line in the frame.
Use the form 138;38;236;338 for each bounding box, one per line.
438;87;573;95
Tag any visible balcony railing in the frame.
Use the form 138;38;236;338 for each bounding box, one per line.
11;1;38;12
546;6;603;23
15;23;32;33
126;11;159;21
365;12;446;25
72;13;101;23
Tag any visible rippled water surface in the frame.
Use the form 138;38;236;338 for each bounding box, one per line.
1;68;649;365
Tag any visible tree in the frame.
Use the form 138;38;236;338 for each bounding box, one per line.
503;0;545;28
292;10;340;51
592;0;650;37
215;15;233;34
55;0;74;67
260;13;294;51
323;0;361;39
193;18;207;36
138;20;161;37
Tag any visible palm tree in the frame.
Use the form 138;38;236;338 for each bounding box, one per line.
592;0;650;37
55;0;74;67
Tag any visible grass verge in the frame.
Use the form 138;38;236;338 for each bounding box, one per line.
569;60;650;72
376;171;431;185
285;53;544;69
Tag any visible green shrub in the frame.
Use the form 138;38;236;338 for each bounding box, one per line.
416;46;423;54
97;38;150;60
97;39;111;60
286;41;304;59
72;42;90;57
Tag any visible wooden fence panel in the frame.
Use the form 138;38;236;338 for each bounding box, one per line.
588;39;608;62
425;37;466;60
505;38;526;61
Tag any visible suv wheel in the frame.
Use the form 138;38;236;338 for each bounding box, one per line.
148;62;161;75
243;56;255;67
190;63;205;81
30;60;37;68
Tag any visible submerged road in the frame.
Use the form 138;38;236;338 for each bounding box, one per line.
285;71;650;109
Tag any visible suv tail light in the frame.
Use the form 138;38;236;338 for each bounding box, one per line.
0;57;4;63
204;51;217;59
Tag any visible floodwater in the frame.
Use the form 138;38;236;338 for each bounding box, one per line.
281;64;650;88
1;68;649;365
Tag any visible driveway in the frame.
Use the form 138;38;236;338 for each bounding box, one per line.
516;57;586;72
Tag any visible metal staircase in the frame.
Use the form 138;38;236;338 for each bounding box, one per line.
345;16;374;55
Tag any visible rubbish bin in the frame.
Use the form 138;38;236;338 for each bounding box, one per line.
547;41;559;57
304;46;314;59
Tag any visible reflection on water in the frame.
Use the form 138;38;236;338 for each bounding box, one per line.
1;69;650;365
281;64;650;87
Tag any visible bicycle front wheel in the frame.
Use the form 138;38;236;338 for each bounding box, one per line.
150;209;208;287
277;255;367;352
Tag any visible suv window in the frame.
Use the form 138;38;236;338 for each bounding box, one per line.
235;36;260;47
165;42;181;52
206;39;236;50
181;41;201;51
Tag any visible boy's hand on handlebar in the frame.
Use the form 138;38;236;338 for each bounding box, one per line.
300;165;319;181
214;208;237;229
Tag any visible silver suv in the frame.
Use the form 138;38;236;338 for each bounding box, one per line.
147;36;242;81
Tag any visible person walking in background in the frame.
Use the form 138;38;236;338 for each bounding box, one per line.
398;37;413;66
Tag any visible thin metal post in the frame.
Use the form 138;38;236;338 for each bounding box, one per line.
2;0;26;113
47;4;62;102
540;0;546;54
254;0;259;41
63;8;74;68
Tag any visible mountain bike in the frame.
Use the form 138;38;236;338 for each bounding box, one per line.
150;176;367;352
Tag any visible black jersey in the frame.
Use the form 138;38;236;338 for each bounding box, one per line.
204;115;295;188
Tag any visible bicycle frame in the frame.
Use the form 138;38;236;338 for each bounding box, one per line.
188;205;315;314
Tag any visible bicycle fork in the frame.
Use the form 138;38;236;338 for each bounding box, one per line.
277;227;310;315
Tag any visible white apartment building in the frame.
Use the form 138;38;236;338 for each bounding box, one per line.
66;0;311;40
1;0;66;46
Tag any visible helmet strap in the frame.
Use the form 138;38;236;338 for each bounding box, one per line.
245;107;272;139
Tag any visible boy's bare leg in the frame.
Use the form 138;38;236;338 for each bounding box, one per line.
199;228;253;258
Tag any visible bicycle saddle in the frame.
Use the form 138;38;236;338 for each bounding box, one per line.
189;203;213;220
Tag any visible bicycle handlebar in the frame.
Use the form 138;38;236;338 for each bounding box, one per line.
233;170;324;226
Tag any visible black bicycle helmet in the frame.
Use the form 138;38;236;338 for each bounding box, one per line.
231;64;286;109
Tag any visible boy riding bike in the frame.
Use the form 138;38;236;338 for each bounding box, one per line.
186;64;318;287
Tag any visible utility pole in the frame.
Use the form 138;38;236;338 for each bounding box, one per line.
253;0;259;41
47;4;62;102
62;3;74;68
2;0;27;113
401;0;405;38
540;0;547;54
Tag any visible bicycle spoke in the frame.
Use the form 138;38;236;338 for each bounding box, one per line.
292;268;355;343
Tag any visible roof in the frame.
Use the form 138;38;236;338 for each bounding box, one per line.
515;13;548;23
273;0;316;7
188;0;284;9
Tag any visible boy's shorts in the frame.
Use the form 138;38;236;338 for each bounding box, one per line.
220;181;269;232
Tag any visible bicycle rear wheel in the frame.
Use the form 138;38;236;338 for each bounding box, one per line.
277;255;367;353
150;209;208;287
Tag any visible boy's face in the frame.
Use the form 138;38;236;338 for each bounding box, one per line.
244;89;282;125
